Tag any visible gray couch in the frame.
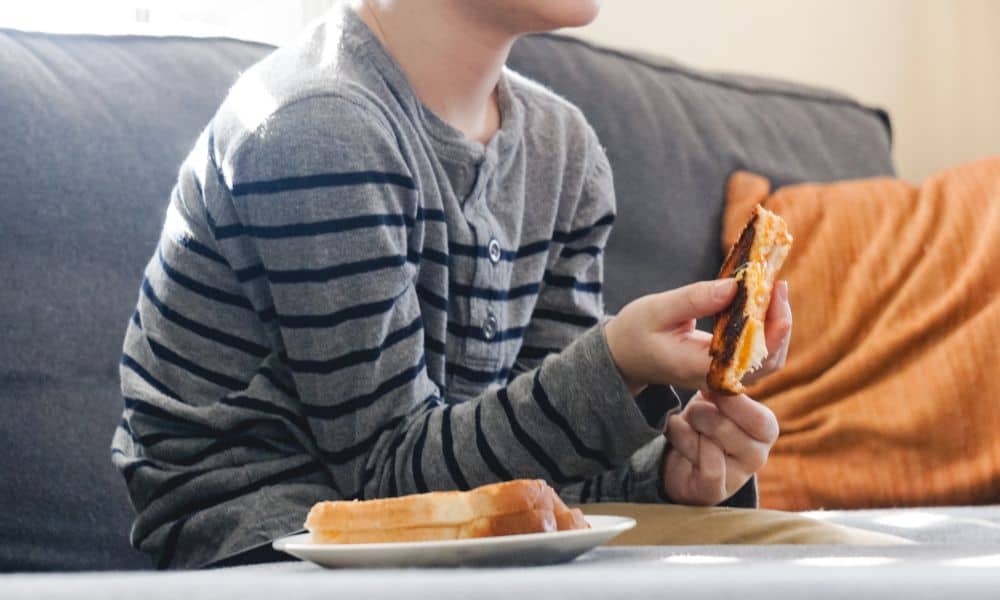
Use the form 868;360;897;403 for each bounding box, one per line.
2;24;997;595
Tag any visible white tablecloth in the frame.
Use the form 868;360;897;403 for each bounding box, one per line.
4;544;1000;600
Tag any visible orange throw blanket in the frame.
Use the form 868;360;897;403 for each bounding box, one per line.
723;158;1000;510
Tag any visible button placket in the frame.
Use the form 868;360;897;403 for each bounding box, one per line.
484;236;504;344
481;234;500;344
462;162;507;366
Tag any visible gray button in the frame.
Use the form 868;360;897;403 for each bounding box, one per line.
482;313;498;341
488;238;502;264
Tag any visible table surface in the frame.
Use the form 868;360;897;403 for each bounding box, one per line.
4;544;1000;600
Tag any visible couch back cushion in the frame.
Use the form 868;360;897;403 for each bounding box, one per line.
508;36;894;311
0;28;892;570
0;29;272;571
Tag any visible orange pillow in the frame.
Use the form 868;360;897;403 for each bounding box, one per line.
724;158;1000;510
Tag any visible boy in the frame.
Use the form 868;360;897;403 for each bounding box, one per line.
112;0;791;569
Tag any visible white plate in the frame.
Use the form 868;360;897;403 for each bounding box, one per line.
272;515;635;568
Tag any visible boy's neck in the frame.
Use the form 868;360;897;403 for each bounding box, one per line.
354;1;512;145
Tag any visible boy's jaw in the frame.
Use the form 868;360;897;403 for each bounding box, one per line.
468;0;603;35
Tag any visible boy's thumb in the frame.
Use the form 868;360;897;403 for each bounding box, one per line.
653;279;736;327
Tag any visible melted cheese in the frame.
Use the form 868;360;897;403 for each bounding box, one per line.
736;318;767;374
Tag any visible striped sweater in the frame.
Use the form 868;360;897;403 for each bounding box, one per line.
112;7;671;569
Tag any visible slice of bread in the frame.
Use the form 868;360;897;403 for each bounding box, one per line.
311;509;559;544
708;205;793;394
305;479;589;544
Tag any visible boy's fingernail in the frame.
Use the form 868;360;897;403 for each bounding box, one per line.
713;279;735;300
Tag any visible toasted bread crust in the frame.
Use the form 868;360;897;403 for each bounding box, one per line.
467;508;558;538
710;213;757;373
305;479;588;544
708;205;792;394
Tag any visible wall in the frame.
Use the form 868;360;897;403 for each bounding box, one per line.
570;0;1000;182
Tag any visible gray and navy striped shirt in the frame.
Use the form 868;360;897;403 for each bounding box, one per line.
112;7;669;568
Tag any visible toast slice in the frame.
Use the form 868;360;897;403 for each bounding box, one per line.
708;204;793;394
310;509;559;544
305;479;589;544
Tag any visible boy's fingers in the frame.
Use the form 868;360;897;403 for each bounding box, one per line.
666;413;700;465
695;435;726;501
764;280;792;355
683;329;714;346
685;401;771;472
769;339;790;374
658;331;713;389
704;392;780;445
663;451;697;504
652;279;736;328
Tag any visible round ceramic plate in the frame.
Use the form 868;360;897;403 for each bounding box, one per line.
272;515;635;568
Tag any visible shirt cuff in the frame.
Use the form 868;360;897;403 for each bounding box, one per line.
539;318;664;466
625;435;670;503
634;385;683;430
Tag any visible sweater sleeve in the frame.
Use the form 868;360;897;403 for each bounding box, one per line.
512;141;756;506
507;139;677;504
113;125;339;569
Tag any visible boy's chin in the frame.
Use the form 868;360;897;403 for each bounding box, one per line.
538;0;603;28
489;0;602;33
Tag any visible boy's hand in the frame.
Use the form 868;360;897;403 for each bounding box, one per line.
661;391;779;505
604;279;790;505
604;279;792;394
604;279;738;394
